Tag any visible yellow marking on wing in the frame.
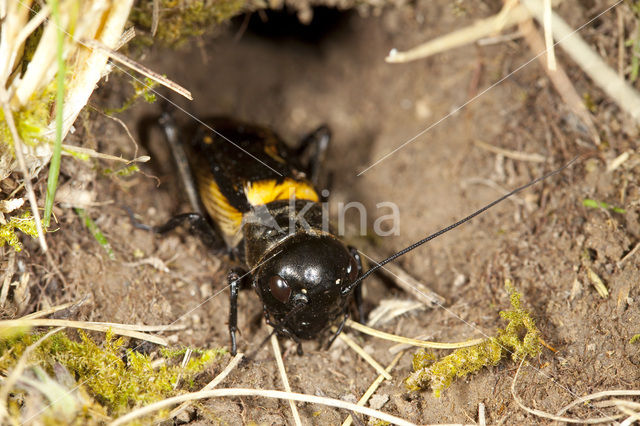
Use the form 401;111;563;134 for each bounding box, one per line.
196;170;243;245
244;179;319;206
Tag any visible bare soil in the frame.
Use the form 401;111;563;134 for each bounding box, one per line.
6;0;640;423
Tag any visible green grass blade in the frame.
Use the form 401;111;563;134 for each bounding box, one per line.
74;208;116;260
582;198;626;214
44;0;65;228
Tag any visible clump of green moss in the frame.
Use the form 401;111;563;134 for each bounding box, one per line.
0;81;56;150
105;77;158;115
406;280;542;397
0;211;40;251
130;0;247;47
0;329;225;423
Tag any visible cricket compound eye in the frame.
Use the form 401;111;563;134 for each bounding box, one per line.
269;275;291;304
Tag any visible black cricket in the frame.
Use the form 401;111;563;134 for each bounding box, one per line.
133;114;575;355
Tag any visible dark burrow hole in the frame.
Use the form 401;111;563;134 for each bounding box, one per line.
237;6;352;43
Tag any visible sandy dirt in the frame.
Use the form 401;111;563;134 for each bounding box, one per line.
5;0;640;424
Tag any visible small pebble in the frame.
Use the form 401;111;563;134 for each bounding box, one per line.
369;394;389;410
341;394;357;404
175;408;192;423
200;283;212;298
453;273;466;287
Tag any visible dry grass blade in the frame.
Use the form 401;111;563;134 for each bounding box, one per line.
109;388;416;426
0;252;16;306
168;353;244;420
477;30;524;45
607;151;630;172
385;1;532;63
0;0;136;204
0;319;170;345
54;0;135;139
21;299;85;319
520;0;640;124
593;398;639;409
374;262;445;307
76;321;185;332
61;144;150;163
517;17;600;145
555;390;640;416
342;350;404;426
82;39;193;100
338;332;392;380
346;319;485;349
542;0;556;70
172;348;192;390
116;27;136;50
616;7;625;76
367;299;425;328
0;326;65;419
9;0;135;146
271;335;302;426
616;400;640;421
389;334;432;354
619;408;640;425
151;0;160;37
14;5;50;56
0;2;32;84
511;359;624;423
12;5;63;107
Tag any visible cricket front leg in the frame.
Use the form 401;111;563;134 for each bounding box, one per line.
227;268;248;355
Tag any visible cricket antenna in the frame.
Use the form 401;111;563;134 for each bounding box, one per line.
342;156;580;295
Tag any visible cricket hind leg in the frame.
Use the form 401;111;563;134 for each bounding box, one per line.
158;111;204;216
134;109;219;247
124;207;225;252
294;125;331;187
138;104;205;216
